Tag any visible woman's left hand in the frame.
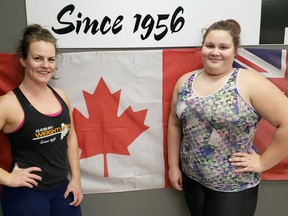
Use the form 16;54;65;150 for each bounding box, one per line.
229;149;263;173
64;178;83;206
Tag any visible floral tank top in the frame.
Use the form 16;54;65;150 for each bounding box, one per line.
176;68;261;192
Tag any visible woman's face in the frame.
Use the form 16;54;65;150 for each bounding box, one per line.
201;30;236;74
20;40;56;84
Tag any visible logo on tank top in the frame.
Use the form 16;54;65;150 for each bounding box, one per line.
33;123;71;143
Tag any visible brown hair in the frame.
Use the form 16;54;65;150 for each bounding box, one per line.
16;24;58;59
202;19;241;51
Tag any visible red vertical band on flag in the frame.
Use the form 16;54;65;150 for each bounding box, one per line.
162;48;203;187
0;54;23;172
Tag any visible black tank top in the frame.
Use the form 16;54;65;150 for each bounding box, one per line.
7;86;71;190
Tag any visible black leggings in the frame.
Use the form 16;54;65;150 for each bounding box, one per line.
1;178;82;216
182;173;258;216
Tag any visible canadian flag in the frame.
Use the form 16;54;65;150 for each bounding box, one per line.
0;48;288;194
55;50;168;193
50;49;202;193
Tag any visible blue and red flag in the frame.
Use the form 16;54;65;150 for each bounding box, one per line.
0;48;287;193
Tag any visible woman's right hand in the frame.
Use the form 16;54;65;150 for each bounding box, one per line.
7;163;42;188
168;167;183;191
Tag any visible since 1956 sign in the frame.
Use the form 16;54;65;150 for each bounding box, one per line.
25;0;263;48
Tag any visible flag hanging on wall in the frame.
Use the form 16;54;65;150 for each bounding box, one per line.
234;48;288;179
54;50;167;193
0;48;287;194
0;54;23;172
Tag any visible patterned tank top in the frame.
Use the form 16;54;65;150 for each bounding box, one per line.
176;68;261;192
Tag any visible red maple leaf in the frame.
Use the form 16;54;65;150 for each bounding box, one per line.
73;78;149;177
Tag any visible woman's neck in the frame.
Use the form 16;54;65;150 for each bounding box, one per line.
19;80;49;98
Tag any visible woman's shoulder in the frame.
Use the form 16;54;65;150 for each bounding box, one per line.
238;68;270;84
51;86;65;95
0;91;20;120
237;68;282;100
50;86;71;106
0;91;17;105
238;68;264;78
176;70;197;85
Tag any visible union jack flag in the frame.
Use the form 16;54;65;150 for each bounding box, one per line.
234;48;288;78
232;48;288;180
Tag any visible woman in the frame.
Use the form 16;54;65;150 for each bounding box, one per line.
0;24;83;215
168;19;288;216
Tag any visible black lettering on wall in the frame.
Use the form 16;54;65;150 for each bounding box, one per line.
51;4;124;36
52;4;76;34
51;4;183;41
